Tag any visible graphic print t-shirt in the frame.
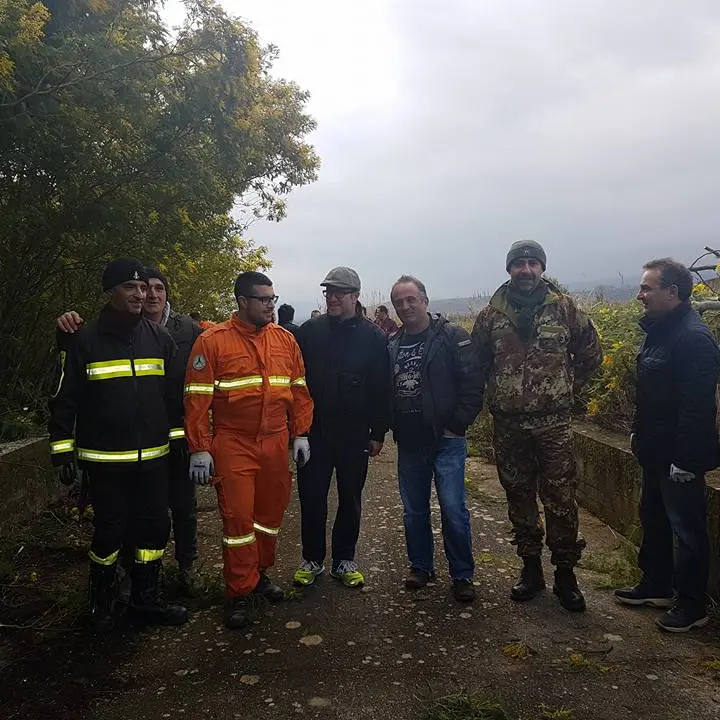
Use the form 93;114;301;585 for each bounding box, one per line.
393;329;433;445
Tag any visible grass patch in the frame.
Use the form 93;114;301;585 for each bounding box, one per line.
567;653;593;671
503;641;531;661
577;538;640;590
426;693;511;720
539;704;574;719
701;658;720;675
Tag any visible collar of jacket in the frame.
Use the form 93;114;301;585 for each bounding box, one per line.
389;313;447;364
639;299;692;337
231;312;270;337
327;313;362;331
488;279;562;325
161;301;171;327
97;302;143;337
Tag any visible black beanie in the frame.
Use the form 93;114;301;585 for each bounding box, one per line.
102;258;148;292
505;240;547;271
145;267;170;297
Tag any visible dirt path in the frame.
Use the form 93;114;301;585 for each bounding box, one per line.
3;444;720;719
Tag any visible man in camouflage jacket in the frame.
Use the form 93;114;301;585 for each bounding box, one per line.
472;240;602;612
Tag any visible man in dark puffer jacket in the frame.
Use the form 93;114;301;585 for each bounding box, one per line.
616;258;720;633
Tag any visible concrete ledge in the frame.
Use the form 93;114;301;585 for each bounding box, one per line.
0;437;64;539
573;420;720;599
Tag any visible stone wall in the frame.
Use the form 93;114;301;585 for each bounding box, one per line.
573;421;720;600
0;437;65;539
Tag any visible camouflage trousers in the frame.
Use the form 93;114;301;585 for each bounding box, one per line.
493;419;586;567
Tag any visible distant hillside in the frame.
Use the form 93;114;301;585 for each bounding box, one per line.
428;296;488;317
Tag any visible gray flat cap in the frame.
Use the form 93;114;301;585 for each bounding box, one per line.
320;266;361;291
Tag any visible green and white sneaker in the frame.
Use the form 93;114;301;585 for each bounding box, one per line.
331;560;364;588
293;559;325;587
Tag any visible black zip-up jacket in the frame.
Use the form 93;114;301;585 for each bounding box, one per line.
388;314;484;439
296;314;390;441
48;304;183;472
165;309;202;446
634;300;720;473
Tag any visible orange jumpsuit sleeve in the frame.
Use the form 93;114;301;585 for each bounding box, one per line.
184;332;217;454
289;338;313;437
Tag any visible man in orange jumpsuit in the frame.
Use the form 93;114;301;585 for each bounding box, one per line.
184;271;313;629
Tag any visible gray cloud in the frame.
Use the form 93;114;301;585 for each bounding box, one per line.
247;0;720;304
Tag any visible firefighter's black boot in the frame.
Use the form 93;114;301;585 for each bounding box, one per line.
130;559;189;626
510;556;546;602
553;567;586;612
89;562;117;634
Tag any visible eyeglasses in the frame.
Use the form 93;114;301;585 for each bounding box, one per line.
323;289;354;299
244;295;279;306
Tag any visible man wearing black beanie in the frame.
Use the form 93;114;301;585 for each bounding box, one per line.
56;265;204;595
49;258;189;632
472;241;602;613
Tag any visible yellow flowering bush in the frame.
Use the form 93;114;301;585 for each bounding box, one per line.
584;301;643;433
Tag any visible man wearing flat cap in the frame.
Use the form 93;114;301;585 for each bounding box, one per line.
472;241;602;612
49;258;188;632
293;267;390;589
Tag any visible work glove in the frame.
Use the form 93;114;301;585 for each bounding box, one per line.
56;461;78;486
189;451;214;486
293;437;310;468
670;464;695;483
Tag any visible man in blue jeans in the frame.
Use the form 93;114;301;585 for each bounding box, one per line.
389;275;484;602
616;258;720;632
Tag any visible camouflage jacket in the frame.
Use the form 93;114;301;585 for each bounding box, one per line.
471;281;602;426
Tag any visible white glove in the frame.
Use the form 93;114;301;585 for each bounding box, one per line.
189;451;214;485
670;464;695;483
293;437;310;467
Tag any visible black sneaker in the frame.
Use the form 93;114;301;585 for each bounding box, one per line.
255;573;285;603
225;597;250;629
656;603;709;633
452;579;476;603
405;569;435;590
614;584;674;608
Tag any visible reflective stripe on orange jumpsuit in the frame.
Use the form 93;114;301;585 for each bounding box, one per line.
184;314;313;596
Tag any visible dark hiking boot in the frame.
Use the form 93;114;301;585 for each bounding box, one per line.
130;560;188;626
553;567;586;612
614;583;674;608
656;603;709;633
255;573;285;603
452;579;476;603
510;556;546;602
225;597;250;630
89;562;118;634
405;569;435;590
178;564;208;598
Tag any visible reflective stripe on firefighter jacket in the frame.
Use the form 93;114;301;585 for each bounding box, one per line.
48;303;184;471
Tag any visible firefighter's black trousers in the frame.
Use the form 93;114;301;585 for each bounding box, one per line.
168;442;198;568
88;462;170;564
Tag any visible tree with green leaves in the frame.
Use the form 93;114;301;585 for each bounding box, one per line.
0;0;319;428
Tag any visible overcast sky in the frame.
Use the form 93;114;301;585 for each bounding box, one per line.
163;0;715;305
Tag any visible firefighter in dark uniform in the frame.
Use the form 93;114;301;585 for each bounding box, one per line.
49;258;189;632
55;267;204;593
